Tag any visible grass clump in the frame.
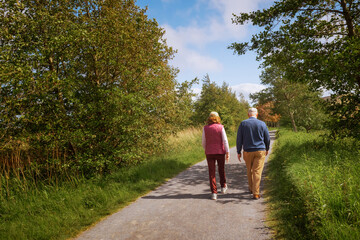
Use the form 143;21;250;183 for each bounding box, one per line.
0;127;207;240
266;129;360;240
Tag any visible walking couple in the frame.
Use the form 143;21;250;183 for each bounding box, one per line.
201;108;270;200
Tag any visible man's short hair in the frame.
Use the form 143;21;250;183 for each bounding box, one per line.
248;108;258;114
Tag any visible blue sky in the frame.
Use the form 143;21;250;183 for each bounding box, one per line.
136;0;275;104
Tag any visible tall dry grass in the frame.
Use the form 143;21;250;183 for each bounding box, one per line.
0;138;76;199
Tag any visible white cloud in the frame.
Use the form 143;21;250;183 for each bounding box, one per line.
185;51;223;71
192;87;202;95
191;87;202;101
208;0;263;38
163;24;223;72
161;0;266;74
231;83;267;104
171;49;223;72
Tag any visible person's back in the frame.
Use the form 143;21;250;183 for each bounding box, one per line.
202;112;230;200
236;108;270;200
237;117;269;152
203;123;225;155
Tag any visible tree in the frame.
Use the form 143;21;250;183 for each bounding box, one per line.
230;0;360;138
251;67;326;132
256;102;281;127
174;78;199;130
193;74;249;132
0;0;179;177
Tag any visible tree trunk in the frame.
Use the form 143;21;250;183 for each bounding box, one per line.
340;0;355;37
289;111;297;132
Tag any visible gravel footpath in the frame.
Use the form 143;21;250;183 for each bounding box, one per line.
74;131;276;240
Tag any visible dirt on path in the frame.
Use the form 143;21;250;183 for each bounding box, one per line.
74;131;276;240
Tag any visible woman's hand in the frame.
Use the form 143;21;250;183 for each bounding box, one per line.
226;152;230;163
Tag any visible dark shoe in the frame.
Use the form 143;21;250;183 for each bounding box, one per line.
252;194;260;200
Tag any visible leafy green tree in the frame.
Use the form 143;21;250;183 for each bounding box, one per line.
230;0;360;138
0;0;179;178
69;0;179;170
193;74;248;132
0;0;81;178
174;78;199;130
251;67;327;132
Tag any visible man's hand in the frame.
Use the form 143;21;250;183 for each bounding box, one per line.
225;152;230;163
237;153;241;162
266;150;269;156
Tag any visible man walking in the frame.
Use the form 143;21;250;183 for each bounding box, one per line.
237;108;270;200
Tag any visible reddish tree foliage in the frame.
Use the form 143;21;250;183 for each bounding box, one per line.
256;102;280;126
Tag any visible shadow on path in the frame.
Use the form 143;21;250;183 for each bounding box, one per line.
142;163;250;202
143;130;276;204
75;130;277;240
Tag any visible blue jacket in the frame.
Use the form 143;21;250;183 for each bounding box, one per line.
236;117;270;153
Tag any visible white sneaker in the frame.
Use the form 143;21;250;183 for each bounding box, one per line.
211;193;217;200
221;185;228;194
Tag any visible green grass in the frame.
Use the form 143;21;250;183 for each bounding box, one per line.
0;127;216;240
266;129;360;240
0;127;237;240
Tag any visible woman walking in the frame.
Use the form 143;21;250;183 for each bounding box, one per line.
202;112;230;200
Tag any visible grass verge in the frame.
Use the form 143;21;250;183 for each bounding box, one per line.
1;127;237;240
0;127;211;240
266;129;360;240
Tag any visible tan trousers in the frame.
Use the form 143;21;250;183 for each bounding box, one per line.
243;151;266;195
